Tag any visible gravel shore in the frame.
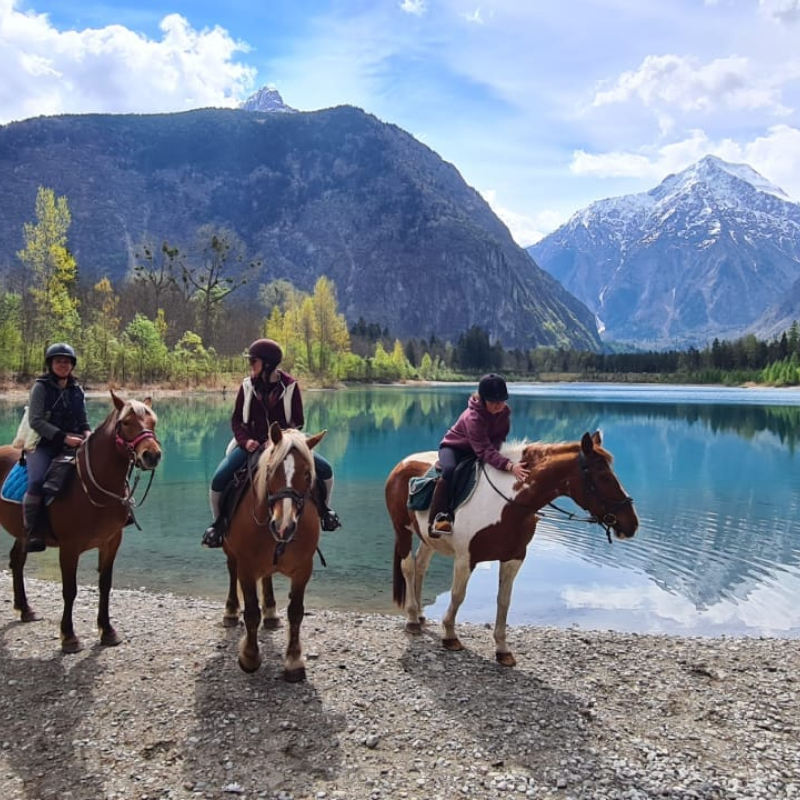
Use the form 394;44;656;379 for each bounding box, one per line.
1;572;799;800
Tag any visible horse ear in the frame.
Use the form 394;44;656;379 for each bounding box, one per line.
304;429;328;450
581;432;594;454
592;430;602;447
143;396;153;408
269;421;283;445
110;390;124;411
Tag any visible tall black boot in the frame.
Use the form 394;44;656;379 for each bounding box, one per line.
22;493;46;553
427;478;453;538
318;477;342;532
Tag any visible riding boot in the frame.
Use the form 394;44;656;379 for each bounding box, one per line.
202;489;225;548
427;478;453;538
319;477;342;532
23;493;46;553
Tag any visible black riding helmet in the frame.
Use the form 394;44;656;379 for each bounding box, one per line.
45;342;77;368
478;373;508;403
248;338;283;371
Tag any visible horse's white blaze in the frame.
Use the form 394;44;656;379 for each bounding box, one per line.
279;452;297;522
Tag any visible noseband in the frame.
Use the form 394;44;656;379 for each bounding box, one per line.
577;450;634;541
115;423;158;458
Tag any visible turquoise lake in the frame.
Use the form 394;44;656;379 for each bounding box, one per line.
2;382;800;638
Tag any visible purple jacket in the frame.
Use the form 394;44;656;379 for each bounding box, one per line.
439;395;512;472
231;370;304;447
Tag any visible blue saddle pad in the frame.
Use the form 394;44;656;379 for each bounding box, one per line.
1;462;28;504
407;461;479;512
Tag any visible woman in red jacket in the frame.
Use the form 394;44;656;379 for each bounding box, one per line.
428;373;528;537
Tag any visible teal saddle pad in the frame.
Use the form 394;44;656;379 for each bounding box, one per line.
1;462;28;504
407;460;479;512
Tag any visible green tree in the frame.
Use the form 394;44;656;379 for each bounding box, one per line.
17;187;81;343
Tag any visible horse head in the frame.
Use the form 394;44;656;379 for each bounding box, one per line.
111;390;162;471
255;422;327;539
531;431;638;541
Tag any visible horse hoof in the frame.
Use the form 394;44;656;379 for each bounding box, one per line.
222;614;240;628
261;617;282;631
496;651;517;667
442;637;464;651
100;629;122;647
284;667;306;683
20;609;42;623
405;621;422;635
62;637;83;654
238;656;261;673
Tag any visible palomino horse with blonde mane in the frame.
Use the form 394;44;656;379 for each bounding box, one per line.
0;391;161;652
221;422;327;679
385;432;638;666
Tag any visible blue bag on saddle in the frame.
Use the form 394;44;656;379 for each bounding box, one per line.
1;461;28;504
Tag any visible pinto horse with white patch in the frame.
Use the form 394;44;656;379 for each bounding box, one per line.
385;431;638;666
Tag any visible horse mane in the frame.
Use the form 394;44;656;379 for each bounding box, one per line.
96;398;158;433
254;429;315;503
512;437;613;469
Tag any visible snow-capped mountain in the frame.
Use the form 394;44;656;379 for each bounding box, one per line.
239;86;297;113
528;156;800;348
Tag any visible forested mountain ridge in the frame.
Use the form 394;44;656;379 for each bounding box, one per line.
0;106;601;352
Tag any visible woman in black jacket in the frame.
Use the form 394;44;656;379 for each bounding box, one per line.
23;342;91;552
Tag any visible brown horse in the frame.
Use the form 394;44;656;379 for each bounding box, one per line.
222;422;326;678
385;432;639;666
0;391;161;652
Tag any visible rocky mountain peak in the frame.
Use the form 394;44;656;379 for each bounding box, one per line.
239;86;297;113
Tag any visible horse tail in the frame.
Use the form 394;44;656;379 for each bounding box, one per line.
392;544;406;607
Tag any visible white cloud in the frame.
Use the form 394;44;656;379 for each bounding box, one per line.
592;54;790;116
463;9;484;24
481;188;566;247
570;124;800;201
399;0;427;16
760;0;800;24
0;4;255;123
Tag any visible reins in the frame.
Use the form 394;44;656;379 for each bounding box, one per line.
479;451;634;544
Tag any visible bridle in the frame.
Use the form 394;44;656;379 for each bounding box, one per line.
480;450;634;543
75;416;160;526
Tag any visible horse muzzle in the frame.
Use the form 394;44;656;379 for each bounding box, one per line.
137;448;162;471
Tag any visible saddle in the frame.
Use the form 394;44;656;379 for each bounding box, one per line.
0;453;76;505
407;457;479;512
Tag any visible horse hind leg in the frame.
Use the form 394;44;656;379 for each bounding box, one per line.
411;541;435;628
260;575;281;630
9;538;41;622
494;559;524;667
222;552;241;628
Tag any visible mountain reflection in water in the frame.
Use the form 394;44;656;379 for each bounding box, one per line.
2;383;799;638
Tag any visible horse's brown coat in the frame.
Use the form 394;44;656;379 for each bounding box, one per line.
0;391;161;652
221;422;326;678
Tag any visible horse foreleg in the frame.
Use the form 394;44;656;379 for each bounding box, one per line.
283;575;310;682
260;576;280;630
222;551;241;628
58;548;82;653
9;539;40;622
237;578;262;673
494;559;523;667
442;557;473;651
97;534;123;647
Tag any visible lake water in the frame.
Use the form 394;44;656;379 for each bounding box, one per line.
2;383;800;638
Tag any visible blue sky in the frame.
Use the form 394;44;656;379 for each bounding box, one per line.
2;0;799;245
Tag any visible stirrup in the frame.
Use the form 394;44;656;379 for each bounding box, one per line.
321;508;342;532
432;512;453;535
201;522;224;548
